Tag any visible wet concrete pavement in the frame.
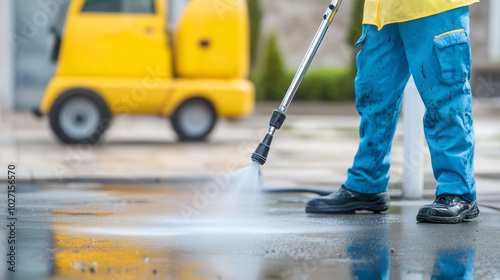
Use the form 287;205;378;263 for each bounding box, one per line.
2;101;500;197
1;183;500;280
1;101;500;279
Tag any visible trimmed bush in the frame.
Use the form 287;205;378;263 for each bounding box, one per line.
253;66;355;101
294;68;354;101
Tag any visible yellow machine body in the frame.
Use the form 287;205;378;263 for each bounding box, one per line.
175;0;250;79
39;0;254;118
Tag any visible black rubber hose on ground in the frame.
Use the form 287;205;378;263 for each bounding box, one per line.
263;188;332;196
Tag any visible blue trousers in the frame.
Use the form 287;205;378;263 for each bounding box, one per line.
344;7;476;201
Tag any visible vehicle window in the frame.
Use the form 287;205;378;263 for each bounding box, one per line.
82;0;155;14
82;0;120;12
121;0;155;14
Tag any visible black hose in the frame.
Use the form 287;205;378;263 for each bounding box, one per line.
263;188;332;196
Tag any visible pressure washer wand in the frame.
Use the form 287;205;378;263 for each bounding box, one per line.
251;0;344;165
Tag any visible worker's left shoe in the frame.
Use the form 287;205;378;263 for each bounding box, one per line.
416;194;480;224
305;185;390;214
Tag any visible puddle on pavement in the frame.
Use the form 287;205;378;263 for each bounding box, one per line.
3;182;500;279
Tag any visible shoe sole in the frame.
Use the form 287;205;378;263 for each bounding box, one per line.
416;205;480;224
305;202;389;214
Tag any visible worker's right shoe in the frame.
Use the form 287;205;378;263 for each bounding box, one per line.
305;185;390;214
416;194;480;224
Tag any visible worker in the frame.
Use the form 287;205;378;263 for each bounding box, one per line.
306;0;480;223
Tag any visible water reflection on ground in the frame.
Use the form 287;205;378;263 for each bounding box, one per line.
2;183;499;279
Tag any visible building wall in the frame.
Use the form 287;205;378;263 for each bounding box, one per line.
0;0;14;113
469;0;490;65
169;0;187;29
260;0;355;69
12;0;64;110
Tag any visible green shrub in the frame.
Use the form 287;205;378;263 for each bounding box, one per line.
347;0;365;74
254;32;289;100
347;0;365;47
247;0;263;70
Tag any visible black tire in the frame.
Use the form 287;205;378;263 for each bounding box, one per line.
49;89;111;144
171;98;217;141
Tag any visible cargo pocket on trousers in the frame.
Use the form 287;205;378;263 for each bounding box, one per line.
354;34;366;48
433;30;471;85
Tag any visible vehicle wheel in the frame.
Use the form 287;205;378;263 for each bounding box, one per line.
171;98;217;141
49;89;111;144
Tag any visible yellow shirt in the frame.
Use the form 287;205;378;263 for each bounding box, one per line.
363;0;480;29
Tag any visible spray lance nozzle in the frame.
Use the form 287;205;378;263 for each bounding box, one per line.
251;0;343;165
251;110;287;165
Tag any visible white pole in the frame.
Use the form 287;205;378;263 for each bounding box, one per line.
0;0;14;118
402;76;425;200
489;0;500;61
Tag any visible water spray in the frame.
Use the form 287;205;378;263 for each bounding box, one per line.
252;0;344;165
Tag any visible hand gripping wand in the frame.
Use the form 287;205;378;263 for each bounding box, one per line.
251;0;344;165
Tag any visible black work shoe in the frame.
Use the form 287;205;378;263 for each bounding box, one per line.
305;185;390;214
416;194;480;224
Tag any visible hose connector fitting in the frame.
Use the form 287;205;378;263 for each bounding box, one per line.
251;110;287;165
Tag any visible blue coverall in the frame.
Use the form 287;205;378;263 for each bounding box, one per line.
344;7;476;201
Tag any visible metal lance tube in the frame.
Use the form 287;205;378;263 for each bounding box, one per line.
251;0;343;165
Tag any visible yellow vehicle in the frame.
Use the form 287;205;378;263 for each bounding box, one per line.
36;0;254;143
